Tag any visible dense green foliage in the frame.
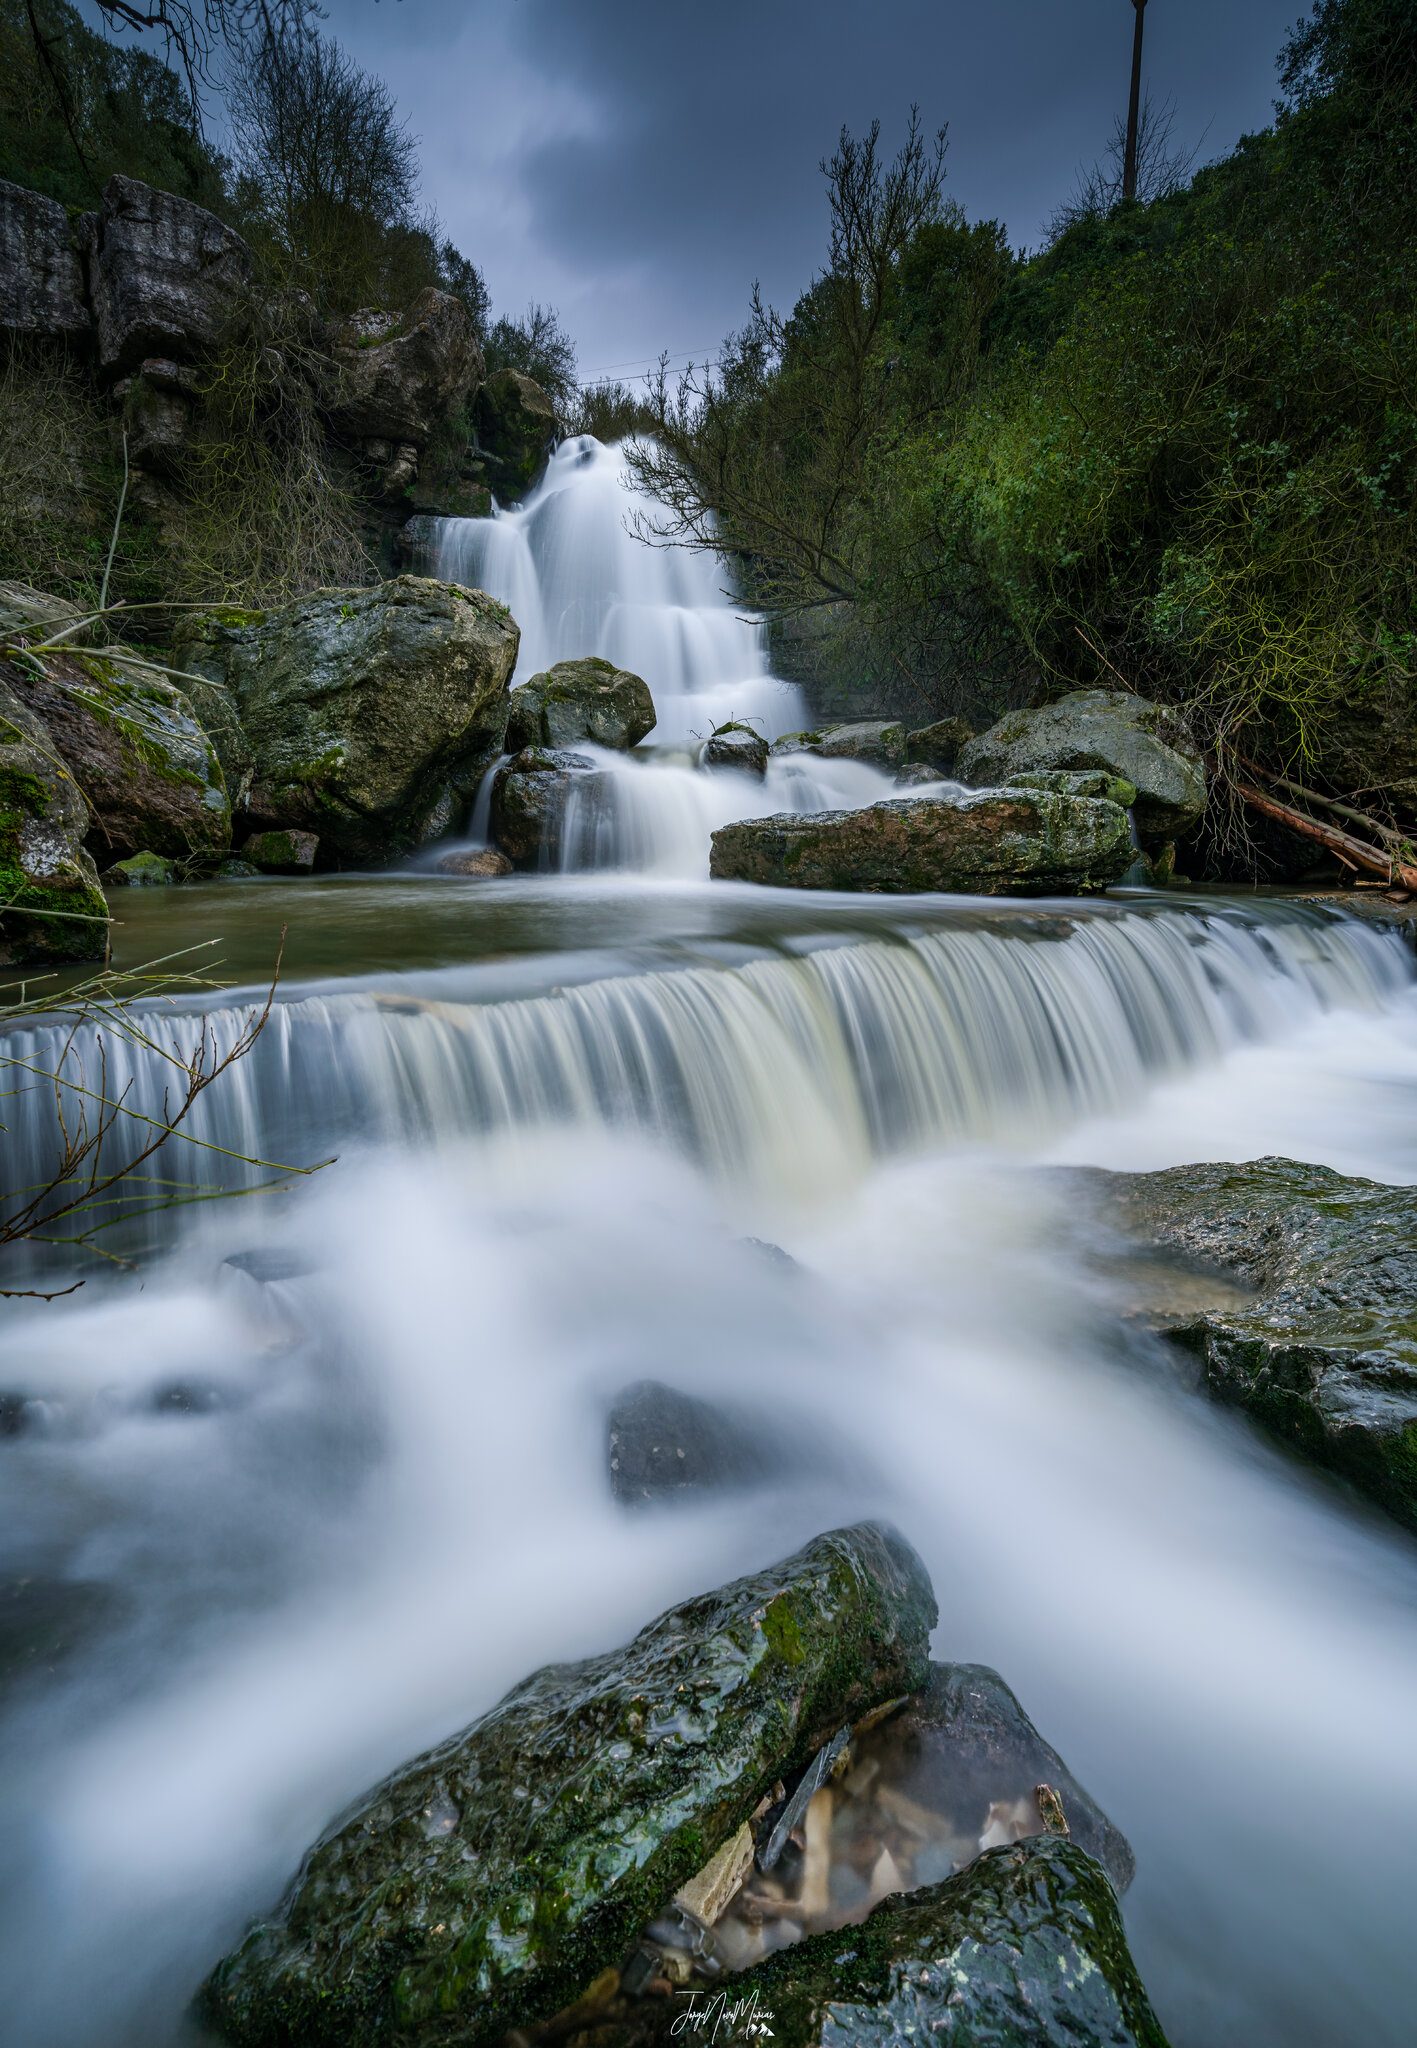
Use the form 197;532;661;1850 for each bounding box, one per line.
636;0;1417;801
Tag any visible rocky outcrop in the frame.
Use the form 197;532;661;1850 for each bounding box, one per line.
489;745;602;867
174;579;518;864
701;724;769;777
0;180;89;342
474;367;556;496
505;657;656;752
330;289;484;448
710;789;1133;895
5;634;229;868
0;672;108;964
644;1839;1168;2048
201;1524;937;2047
88;175;252;375
960;690;1205;838
1084;1158;1417;1532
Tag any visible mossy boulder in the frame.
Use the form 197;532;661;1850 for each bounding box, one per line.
805;719;907;769
1;583;230;862
629;1838;1169;2048
506;658;656;752
174;579;519;865
960;690;1205;837
102;849;173;886
474;368;557;496
1082;1158;1417;1533
200;1523;937;2047
241;829;317;875
490;746;604;868
1008;767;1138;808
0;673;108;964
701;725;769;777
709;789;1133;895
906;715;973;773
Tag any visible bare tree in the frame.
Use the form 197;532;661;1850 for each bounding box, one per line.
1049;91;1201;238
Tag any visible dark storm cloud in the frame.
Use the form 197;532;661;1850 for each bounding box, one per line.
325;0;1302;377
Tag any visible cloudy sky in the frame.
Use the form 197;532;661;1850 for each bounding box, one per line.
320;0;1299;382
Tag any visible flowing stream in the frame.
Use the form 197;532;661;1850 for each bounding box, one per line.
4;450;1417;2048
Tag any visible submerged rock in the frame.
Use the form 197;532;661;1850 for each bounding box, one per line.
606;1379;816;1506
650;1838;1168;2048
506;657;656;752
200;1523;937;2047
0;672;108;964
709;789;1132;895
174;579;518;864
434;846;512;877
960;690;1205;837
701;724;769;777
1085;1158;1417;1533
490;746;603;868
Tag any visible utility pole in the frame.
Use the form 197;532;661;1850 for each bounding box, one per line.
1122;0;1149;201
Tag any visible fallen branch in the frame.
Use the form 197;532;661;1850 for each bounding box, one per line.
1235;753;1413;855
1234;780;1417;890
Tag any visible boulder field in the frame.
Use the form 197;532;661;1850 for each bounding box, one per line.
199;1524;1167;2047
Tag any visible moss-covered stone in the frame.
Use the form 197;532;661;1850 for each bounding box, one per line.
1082;1158;1417;1533
804;720;907;769
620;1838;1169;2047
906;716;973;773
960;690;1204;838
506;658;657;752
709;790;1133;895
701;726;768;777
241;829;317;874
1008;767;1139;809
102;849;173;886
0;673;108;964
199;1524;937;2048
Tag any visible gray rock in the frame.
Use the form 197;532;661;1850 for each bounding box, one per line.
701;724;769;777
0;672;108;964
906;714;973;773
474;367;556;495
3;591;230;861
894;761;939;788
330;290;483;446
960;690;1205;836
1082;1158;1417;1533
490;745;604;867
200;1524;938;2047
606;1379;810;1506
1007;766;1138;807
89;175;253;374
173;579;519;864
0;180;90;342
710;789;1133;895
807;719;907;768
506;657;656;752
649;1838;1168;2048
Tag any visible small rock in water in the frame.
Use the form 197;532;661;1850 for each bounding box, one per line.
213;858;261;880
435;846;513;877
102;849;174;887
701;725;769;778
894;762;939;788
240;828;318;874
606;1379;826;1506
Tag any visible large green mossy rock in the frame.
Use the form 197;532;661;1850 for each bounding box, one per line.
201;1524;936;2048
709;789;1132;895
652;1838;1169;2048
506;657;656;752
1;582;230;861
0;672;109;964
1084;1158;1417;1533
174;578;519;865
960;690;1205;838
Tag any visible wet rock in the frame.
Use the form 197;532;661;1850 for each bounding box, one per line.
88;175;252;375
607;1379;807;1505
960;690;1205;837
241;828;318;874
806;719;907;769
103;849;174;886
174;579;518;864
1084;1158;1417;1533
3;585;231;861
0;1576;122;1702
200;1523;937;2047
435;845;513;877
490;746;603;868
893;762;939;788
329;290;483;447
0;671;108;964
740;1237;799;1272
770;729;823;756
710;789;1132;896
506;657;656;752
701;724;769;777
214;858;261;880
1008;766;1138;808
0;179;90;342
906;715;973;774
641;1838;1168;2048
474;367;557;496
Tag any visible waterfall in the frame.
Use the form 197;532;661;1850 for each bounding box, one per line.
5;902;1406;1220
432;436;808;745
